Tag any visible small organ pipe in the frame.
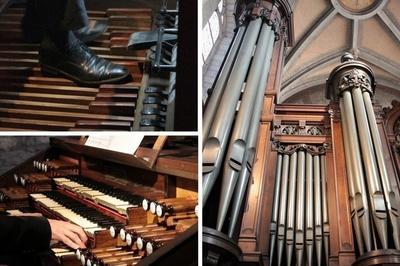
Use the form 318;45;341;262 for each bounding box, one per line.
276;154;290;266
295;150;306;266
268;154;283;264
320;154;330;266
285;152;298;266
305;152;314;266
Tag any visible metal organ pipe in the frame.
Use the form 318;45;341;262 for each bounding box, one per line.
305;152;314;266
320;155;330;266
362;93;400;249
216;23;274;231
276;154;291;266
269;148;329;266
352;87;388;249
202;18;262;205
313;155;323;266
285;152;297;266
340;91;372;254
227;27;275;238
326;53;400;259
202;27;246;141
268;154;283;264
295;150;306;266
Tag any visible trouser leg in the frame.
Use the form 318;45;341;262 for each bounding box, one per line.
31;0;89;31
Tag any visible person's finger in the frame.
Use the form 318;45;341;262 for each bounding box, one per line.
60;235;79;249
64;229;86;249
68;223;88;244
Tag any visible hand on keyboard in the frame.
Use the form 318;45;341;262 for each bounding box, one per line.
48;219;88;249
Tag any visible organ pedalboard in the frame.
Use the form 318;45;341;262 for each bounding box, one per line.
0;136;198;265
0;2;177;131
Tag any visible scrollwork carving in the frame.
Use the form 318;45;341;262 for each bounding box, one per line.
307;126;323;136
282;125;297;135
275;125;328;136
272;141;330;155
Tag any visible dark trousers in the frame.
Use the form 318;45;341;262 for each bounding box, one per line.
25;0;89;31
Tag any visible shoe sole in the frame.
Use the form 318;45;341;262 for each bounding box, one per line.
41;64;132;87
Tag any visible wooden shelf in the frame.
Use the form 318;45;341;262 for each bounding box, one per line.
50;137;197;180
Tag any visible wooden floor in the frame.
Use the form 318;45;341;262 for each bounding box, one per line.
0;5;152;131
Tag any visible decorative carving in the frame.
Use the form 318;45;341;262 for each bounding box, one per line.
236;2;286;41
275;124;328;136
272;141;330;155
338;68;373;95
307;126;323;136
394;118;400;152
282;125;298;135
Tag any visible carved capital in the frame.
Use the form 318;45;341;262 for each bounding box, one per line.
326;53;375;101
236;1;290;43
337;68;373;96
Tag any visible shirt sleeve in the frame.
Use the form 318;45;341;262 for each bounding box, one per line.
0;216;51;254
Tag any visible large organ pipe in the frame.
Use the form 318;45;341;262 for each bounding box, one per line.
305;153;314;266
227;27;275;238
327;54;400;261
202;18;263;205
285;152;298;266
202;27;246;141
363;93;400;249
295;150;306;266
216;23;274;231
352;87;388;248
340;92;372;254
276;154;290;266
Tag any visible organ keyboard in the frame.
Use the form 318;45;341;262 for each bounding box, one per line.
0;136;198;265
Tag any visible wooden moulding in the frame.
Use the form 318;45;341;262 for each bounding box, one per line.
352;249;400;266
92;229;117;249
328;110;356;265
126;206;148;225
50;137;198;180
238;122;273;264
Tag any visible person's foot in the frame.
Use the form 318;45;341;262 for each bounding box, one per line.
39;33;131;86
73;20;108;43
22;18;107;44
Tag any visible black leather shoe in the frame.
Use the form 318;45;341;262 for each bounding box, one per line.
39;36;131;86
22;19;107;44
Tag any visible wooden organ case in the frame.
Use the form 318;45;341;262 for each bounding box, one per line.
0;136;198;266
202;1;400;265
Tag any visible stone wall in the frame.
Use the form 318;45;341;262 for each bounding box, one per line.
0;137;49;175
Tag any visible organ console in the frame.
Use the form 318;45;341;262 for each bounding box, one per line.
0;136;198;265
0;0;194;131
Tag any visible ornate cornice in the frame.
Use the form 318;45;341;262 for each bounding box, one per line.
272;141;330;155
274;124;329;136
